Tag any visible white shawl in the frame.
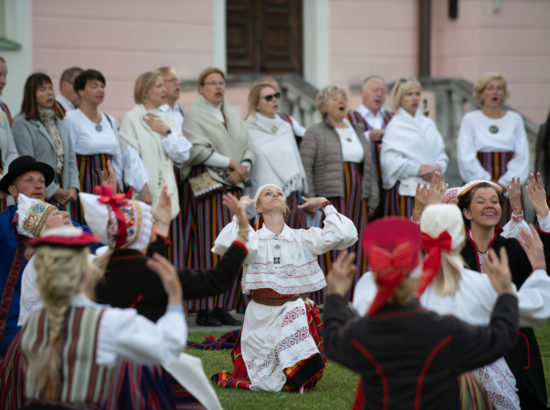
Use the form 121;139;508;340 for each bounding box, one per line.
381;108;448;196
119;104;180;219
244;113;307;200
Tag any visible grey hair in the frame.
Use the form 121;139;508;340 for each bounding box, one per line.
316;85;347;116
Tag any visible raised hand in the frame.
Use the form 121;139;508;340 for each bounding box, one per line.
101;159;119;192
297;196;328;214
152;185;172;237
140;184;153;205
507;177;523;216
326;251;357;296
526;172;549;218
483;248;513;294
411;183;428;223
223;193;250;231
518;224;546;271
146;253;182;304
426;171;446;205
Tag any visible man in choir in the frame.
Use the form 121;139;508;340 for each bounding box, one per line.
348;75;394;219
55;66;83;118
159;66;184;131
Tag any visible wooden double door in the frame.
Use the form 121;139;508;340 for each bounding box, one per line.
226;0;303;75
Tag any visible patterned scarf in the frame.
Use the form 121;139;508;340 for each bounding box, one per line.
38;106;64;173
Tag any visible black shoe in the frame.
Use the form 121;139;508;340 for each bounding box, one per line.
195;310;222;326
213;308;242;326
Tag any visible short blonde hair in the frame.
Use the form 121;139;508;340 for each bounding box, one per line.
390;78;422;112
473;72;510;105
247;82;277;119
197;67;225;89
253;76;279;91
134;70;162;104
316;85;347;117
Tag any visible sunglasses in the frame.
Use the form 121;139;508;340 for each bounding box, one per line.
263;92;280;102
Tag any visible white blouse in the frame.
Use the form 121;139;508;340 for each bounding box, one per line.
457;110;529;186
213;204;358;295
64;109;123;185
336;124;364;163
70;293;187;366
352;267;550;328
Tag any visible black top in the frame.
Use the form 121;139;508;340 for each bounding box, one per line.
461;232;550;409
323;294;519;410
95;237;247;322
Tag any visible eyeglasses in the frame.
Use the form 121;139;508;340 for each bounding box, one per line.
263;92;280;102
204;81;225;87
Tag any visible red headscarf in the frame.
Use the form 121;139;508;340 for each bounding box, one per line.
362;217;421;315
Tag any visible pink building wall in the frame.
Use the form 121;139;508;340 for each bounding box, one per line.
329;0;419;88
330;0;550;124
32;0;217;122
432;0;550;123
29;0;549;124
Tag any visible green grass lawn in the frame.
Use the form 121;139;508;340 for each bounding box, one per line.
188;322;550;409
187;331;359;409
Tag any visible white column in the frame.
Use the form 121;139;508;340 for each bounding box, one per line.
213;0;226;72
303;0;329;88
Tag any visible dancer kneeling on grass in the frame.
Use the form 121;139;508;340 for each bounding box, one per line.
19;226;186;409
213;184;358;392
323;218;519;409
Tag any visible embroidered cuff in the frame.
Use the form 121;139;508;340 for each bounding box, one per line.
511;211;524;223
166;304;184;314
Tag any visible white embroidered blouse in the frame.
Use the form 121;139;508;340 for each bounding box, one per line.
213;204;358;295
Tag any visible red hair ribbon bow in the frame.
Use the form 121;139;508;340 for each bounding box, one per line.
416;231;452;297
94;185;133;248
367;243;415;315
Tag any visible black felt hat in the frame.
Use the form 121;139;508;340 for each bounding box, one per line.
0;155;55;194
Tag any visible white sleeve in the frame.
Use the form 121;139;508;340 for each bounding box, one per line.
301;205;358;254
289;116;306;137
537;212;550;232
351;272;377;316
501;218;530;239
121;146;149;190
211;217;257;263
161;132;192;164
517;269;550;327
457;116;491;182
107;115;124;187
498;115;529;187
204;152;231;168
96;305;187;366
18;259;43;326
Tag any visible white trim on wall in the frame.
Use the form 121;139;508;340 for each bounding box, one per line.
303;0;328;88
213;0;226;72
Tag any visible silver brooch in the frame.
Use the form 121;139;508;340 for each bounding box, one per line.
489;125;499;134
95;124;103;132
271;125;278;133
